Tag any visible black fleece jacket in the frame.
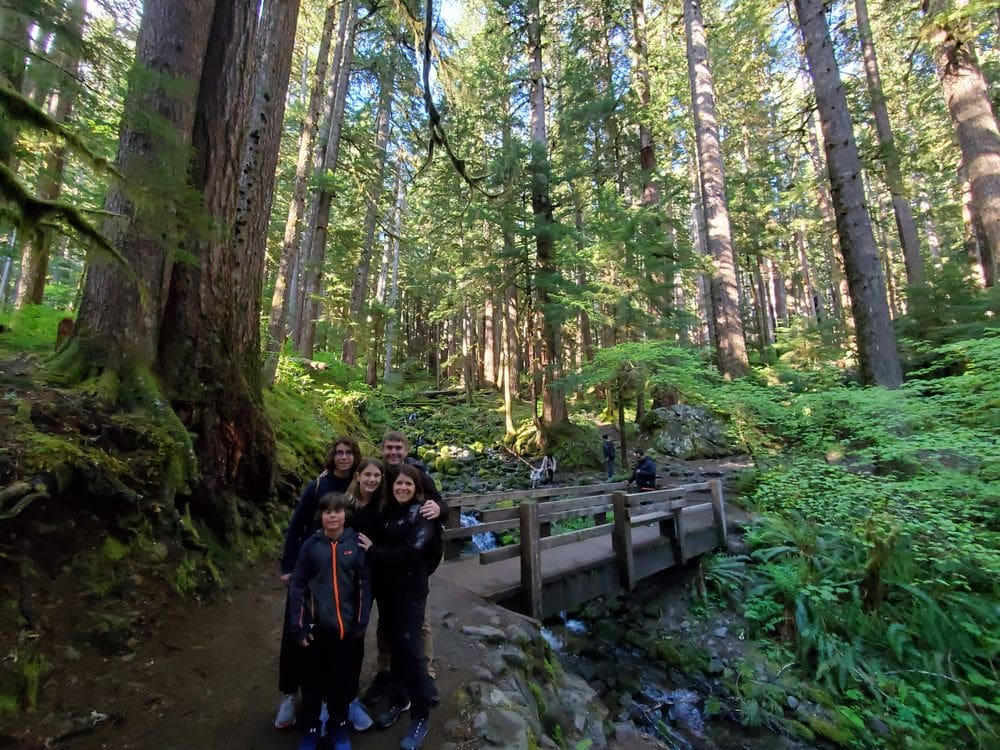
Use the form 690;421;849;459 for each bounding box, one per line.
288;527;372;642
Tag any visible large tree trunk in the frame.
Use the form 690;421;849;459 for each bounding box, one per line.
630;0;658;209
14;0;84;307
0;1;29;166
76;0;216;370
795;0;902;387
296;0;359;356
72;0;278;533
924;0;1000;287
263;0;340;383
155;0;276;527
382;168;403;380
342;77;392;366
685;0;749;378
527;0;567;432
855;0;923;286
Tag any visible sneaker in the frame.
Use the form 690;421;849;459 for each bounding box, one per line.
274;693;296;729
400;717;429;750
377;700;411;728
348;698;373;731
330;721;351;750
298;727;319;750
361;670;391;705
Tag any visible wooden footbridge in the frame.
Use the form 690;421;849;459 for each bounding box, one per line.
435;480;729;619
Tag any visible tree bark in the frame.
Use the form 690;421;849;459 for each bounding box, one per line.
294;0;358;357
263;0;340;383
924;0;1000;287
343;75;392;366
855;0;923;286
156;0;276;524
685;0;749;378
794;0;902;387
0;1;29;166
14;0;84;307
526;0;567;432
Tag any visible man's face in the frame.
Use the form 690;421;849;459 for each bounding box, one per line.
382;439;407;468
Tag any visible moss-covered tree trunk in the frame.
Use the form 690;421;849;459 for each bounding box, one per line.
67;0;277;533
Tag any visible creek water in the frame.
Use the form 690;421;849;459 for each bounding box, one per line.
459;512;498;552
543;609;819;750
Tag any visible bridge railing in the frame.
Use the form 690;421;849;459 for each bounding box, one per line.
442;480;727;618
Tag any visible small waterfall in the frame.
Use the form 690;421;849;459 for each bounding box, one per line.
460;512;497;552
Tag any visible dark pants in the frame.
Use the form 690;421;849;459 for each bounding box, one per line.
299;630;364;731
279;592;304;694
637;472;656;489
605;459;615;480
378;589;435;721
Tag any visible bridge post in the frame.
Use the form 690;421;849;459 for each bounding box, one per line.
611;491;635;590
709;479;728;547
538;494;553;538
519;501;543;620
445;504;464;560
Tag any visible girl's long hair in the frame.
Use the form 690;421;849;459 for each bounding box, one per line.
384;463;424;512
346;457;385;508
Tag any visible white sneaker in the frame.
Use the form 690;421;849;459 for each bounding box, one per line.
274;693;296;729
349;698;373;731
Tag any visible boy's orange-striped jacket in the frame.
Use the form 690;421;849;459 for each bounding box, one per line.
288;527;371;641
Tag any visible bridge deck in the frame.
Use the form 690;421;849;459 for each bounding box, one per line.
435;499;720;617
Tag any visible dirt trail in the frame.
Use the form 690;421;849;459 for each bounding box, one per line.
9;460;752;750
30;563;484;750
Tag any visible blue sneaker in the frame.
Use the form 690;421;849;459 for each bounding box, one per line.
400;717;429;750
348;698;373;731
330;721;351;750
298;727;319;750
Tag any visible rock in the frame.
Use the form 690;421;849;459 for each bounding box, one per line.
707;657;724;674
641;405;733;459
500;647;527;668
63;645;82;662
462;625;508;644
786;695;800;710
713;626;728;638
868;717;890;737
592;619;627;644
474;707;530;748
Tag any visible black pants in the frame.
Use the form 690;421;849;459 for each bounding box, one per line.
278;591;304;694
299;630;364;731
378;589;435;721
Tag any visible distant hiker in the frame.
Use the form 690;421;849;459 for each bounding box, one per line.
540;452;557;484
602;435;616;480
289;493;372;750
357;465;438;749
626;449;657;490
276;437;363;731
360;431;445;709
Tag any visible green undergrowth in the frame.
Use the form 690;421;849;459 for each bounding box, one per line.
690;332;1000;747
0;304;71;354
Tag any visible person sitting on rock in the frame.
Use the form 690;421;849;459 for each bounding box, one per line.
626;449;657;490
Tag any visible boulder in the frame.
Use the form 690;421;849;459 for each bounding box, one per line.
640;406;733;459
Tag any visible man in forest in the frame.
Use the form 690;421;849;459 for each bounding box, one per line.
362;431;445;711
626;449;657;490
602;434;616;481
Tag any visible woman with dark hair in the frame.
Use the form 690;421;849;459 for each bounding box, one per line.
358;464;438;750
275;436;362;730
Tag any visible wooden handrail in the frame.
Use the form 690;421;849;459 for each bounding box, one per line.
448;478;727;619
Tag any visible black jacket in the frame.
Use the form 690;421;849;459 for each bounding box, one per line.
288;527;372;642
367;501;438;597
281;472;351;575
629;455;657;485
602;440;616;460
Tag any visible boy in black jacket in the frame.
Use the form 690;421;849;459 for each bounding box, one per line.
289;493;372;750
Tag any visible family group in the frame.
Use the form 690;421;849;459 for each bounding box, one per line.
275;431;445;750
